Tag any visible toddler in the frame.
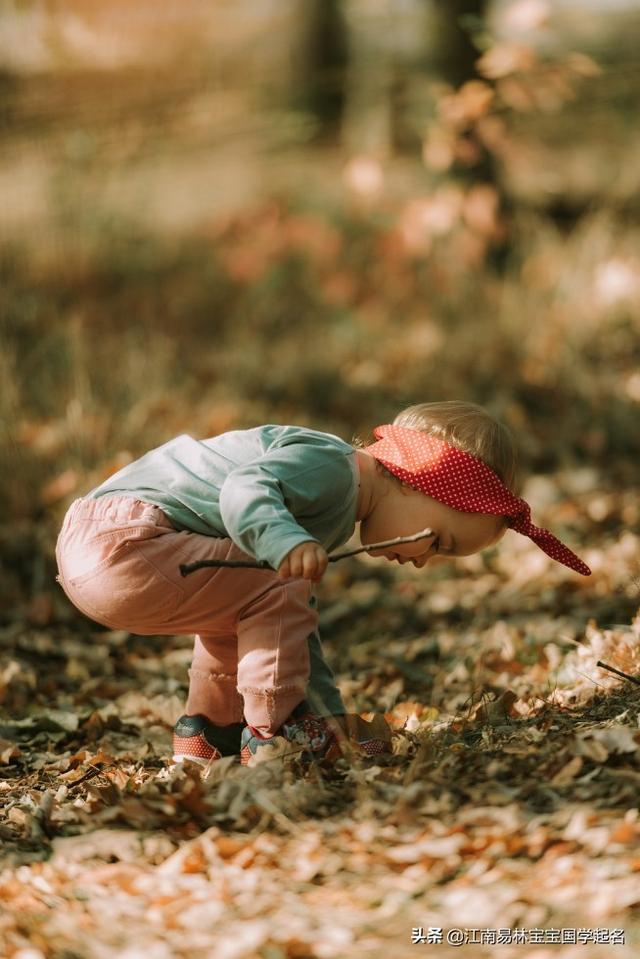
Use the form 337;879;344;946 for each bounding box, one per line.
55;400;590;766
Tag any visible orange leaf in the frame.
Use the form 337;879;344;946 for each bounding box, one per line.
610;821;639;845
215;836;248;859
477;42;536;80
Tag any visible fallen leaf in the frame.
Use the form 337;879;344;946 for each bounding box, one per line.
0;738;21;763
576;725;639;762
550;755;583;786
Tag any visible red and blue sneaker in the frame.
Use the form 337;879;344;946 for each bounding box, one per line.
240;705;338;766
172;714;243;766
239;701;393;766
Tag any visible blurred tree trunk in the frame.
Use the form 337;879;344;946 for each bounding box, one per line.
337;0;489;156
296;0;348;136
429;0;488;87
430;0;501;186
428;0;513;261
298;0;505;235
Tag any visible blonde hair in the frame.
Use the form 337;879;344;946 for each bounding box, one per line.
355;399;520;502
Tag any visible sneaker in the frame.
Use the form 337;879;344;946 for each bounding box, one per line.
240;706;338;767
172;714;243;766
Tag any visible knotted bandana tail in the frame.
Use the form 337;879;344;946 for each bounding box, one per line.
365;424;591;576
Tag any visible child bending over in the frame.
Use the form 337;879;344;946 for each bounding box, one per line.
55;400;590;766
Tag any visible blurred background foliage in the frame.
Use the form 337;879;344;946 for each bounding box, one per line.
0;0;639;591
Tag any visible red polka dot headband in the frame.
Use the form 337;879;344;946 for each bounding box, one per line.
365;425;591;576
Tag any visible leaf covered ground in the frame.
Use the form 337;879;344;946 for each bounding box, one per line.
1;480;639;959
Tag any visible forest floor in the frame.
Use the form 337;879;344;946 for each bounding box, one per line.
1;480;639;959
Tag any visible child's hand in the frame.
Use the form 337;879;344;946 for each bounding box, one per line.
278;542;329;582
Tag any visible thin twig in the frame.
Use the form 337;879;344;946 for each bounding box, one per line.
328;528;434;562
572;667;606;690
596;660;640;687
66;764;106;791
179;528;434;577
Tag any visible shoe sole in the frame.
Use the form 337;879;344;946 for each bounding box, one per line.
171;753;211;766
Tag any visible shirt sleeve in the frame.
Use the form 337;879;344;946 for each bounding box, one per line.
218;448;338;568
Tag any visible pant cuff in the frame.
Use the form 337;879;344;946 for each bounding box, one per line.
187;667;244;723
238;682;307;736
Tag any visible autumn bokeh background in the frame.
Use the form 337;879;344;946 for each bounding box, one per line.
2;0;640;554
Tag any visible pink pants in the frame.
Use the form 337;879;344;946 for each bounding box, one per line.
55;495;340;736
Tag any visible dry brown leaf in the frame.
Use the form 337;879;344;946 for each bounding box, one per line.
471;689;518;724
0;738;21;764
576;725;639;762
550;755;583;786
384;702;438;731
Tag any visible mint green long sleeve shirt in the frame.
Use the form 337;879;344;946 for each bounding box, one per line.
87;425;360;569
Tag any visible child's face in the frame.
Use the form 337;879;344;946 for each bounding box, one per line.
360;485;506;569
